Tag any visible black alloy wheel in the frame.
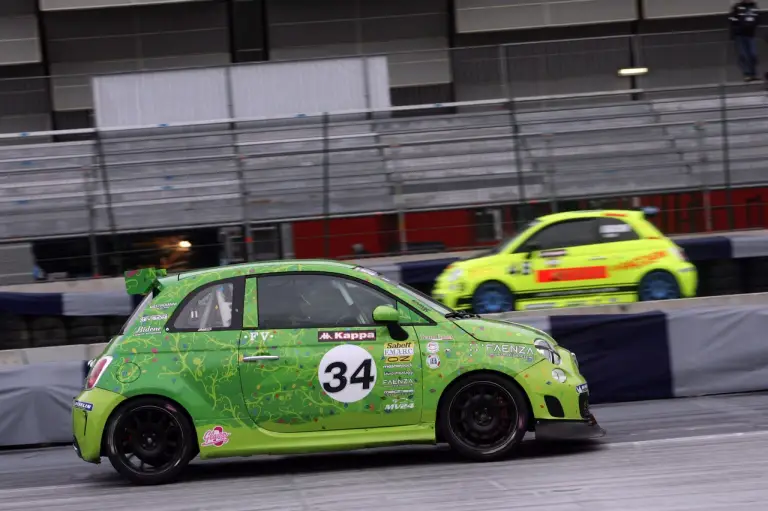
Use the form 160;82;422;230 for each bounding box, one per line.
105;397;196;485
439;373;529;461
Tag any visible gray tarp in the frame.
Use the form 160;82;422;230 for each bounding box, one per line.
0;361;83;446
667;305;768;398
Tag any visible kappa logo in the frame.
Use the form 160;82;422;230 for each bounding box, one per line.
318;330;376;342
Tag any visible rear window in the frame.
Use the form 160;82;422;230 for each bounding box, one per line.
118;294;152;335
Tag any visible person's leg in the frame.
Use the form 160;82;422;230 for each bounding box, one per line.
746;37;758;79
735;36;751;78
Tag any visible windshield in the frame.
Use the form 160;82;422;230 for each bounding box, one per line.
353;265;453;315
119;293;152;335
396;282;454;316
485;219;541;255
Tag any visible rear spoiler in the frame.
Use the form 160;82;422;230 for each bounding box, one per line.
637;206;660;218
124;267;167;296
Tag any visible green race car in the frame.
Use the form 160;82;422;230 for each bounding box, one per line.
432;208;698;313
73;262;604;485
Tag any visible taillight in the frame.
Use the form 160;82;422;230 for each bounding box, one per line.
85;356;113;390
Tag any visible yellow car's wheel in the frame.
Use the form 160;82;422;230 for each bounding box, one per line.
471;281;516;314
637;270;682;301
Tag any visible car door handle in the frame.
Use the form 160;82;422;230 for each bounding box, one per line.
242;355;279;362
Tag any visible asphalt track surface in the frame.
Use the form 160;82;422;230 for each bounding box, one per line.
2;392;768;510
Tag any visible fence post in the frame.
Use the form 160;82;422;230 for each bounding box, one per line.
694;121;713;232
225;66;254;262
719;84;734;230
84;163;100;277
505;98;527;226
322;112;331;258
498;44;510;100
93;127;122;275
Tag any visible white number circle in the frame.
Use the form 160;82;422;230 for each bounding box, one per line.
318;344;377;403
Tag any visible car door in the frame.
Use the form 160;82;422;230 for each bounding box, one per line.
510;218;610;307
238;272;423;434
597;216;657;292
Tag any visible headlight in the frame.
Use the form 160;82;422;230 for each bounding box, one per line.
447;268;464;282
551;369;567;383
534;338;561;365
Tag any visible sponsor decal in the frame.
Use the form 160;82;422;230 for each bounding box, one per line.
422;335;453;342
536;266;608;283
383;363;412;369
318;330;376;342
546;259;561;267
520;286;631;300
576;383;589;394
426;354;441;369
385;402;415;411
426;341;439;354
73;400;93;412
485;344;535;362
140;314;168;323
150;302;176;310
384;378;415;386
201;426;231;447
134;325;161;335
384;341;414;363
612;250;666;271
600;223;633;237
384;370;414;376
540;249;568;258
384;389;413;396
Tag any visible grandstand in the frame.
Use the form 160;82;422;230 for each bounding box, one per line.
0;0;766;279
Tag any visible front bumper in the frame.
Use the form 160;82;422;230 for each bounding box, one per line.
535;413;606;441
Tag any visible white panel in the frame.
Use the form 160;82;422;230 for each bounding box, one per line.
456;0;637;33
0;16;41;64
644;0;733;18
230;57;391;119
40;0;212;10
91;67;229;127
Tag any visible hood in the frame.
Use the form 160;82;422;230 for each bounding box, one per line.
453;317;553;344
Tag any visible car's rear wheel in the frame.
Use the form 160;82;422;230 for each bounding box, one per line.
105;396;196;485
638;270;681;301
472;282;515;314
439;373;529;461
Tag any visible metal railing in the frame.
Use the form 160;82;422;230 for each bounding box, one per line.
1;81;768;279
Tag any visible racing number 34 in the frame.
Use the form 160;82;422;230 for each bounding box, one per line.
322;359;374;393
318;344;379;403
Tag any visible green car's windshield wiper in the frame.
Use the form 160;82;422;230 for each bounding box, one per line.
445;311;480;319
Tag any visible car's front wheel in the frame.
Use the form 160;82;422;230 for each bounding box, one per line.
104;396;197;485
439;373;529;461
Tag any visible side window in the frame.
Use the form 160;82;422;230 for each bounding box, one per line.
598;218;639;242
257;274;397;329
523;219;598;251
173;282;235;331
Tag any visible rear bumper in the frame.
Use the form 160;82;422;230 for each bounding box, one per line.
534;413;606;441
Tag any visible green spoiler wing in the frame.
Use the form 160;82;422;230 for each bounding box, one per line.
124;268;167;295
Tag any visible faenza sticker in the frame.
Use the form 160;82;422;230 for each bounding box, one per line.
426;354;441;369
426;341;439;354
318;330;376;342
73;400;93;412
201;426;231;447
485;344;535;362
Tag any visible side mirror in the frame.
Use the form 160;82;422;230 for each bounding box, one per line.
373;305;409;341
373;305;400;323
525;242;541;259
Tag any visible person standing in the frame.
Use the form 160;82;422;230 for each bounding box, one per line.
729;0;761;81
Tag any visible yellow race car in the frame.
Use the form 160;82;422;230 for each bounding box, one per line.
432;209;698;313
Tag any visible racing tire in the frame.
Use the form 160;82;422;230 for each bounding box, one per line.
471;282;516;314
637;270;682;302
438;372;529;462
105;396;197;485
